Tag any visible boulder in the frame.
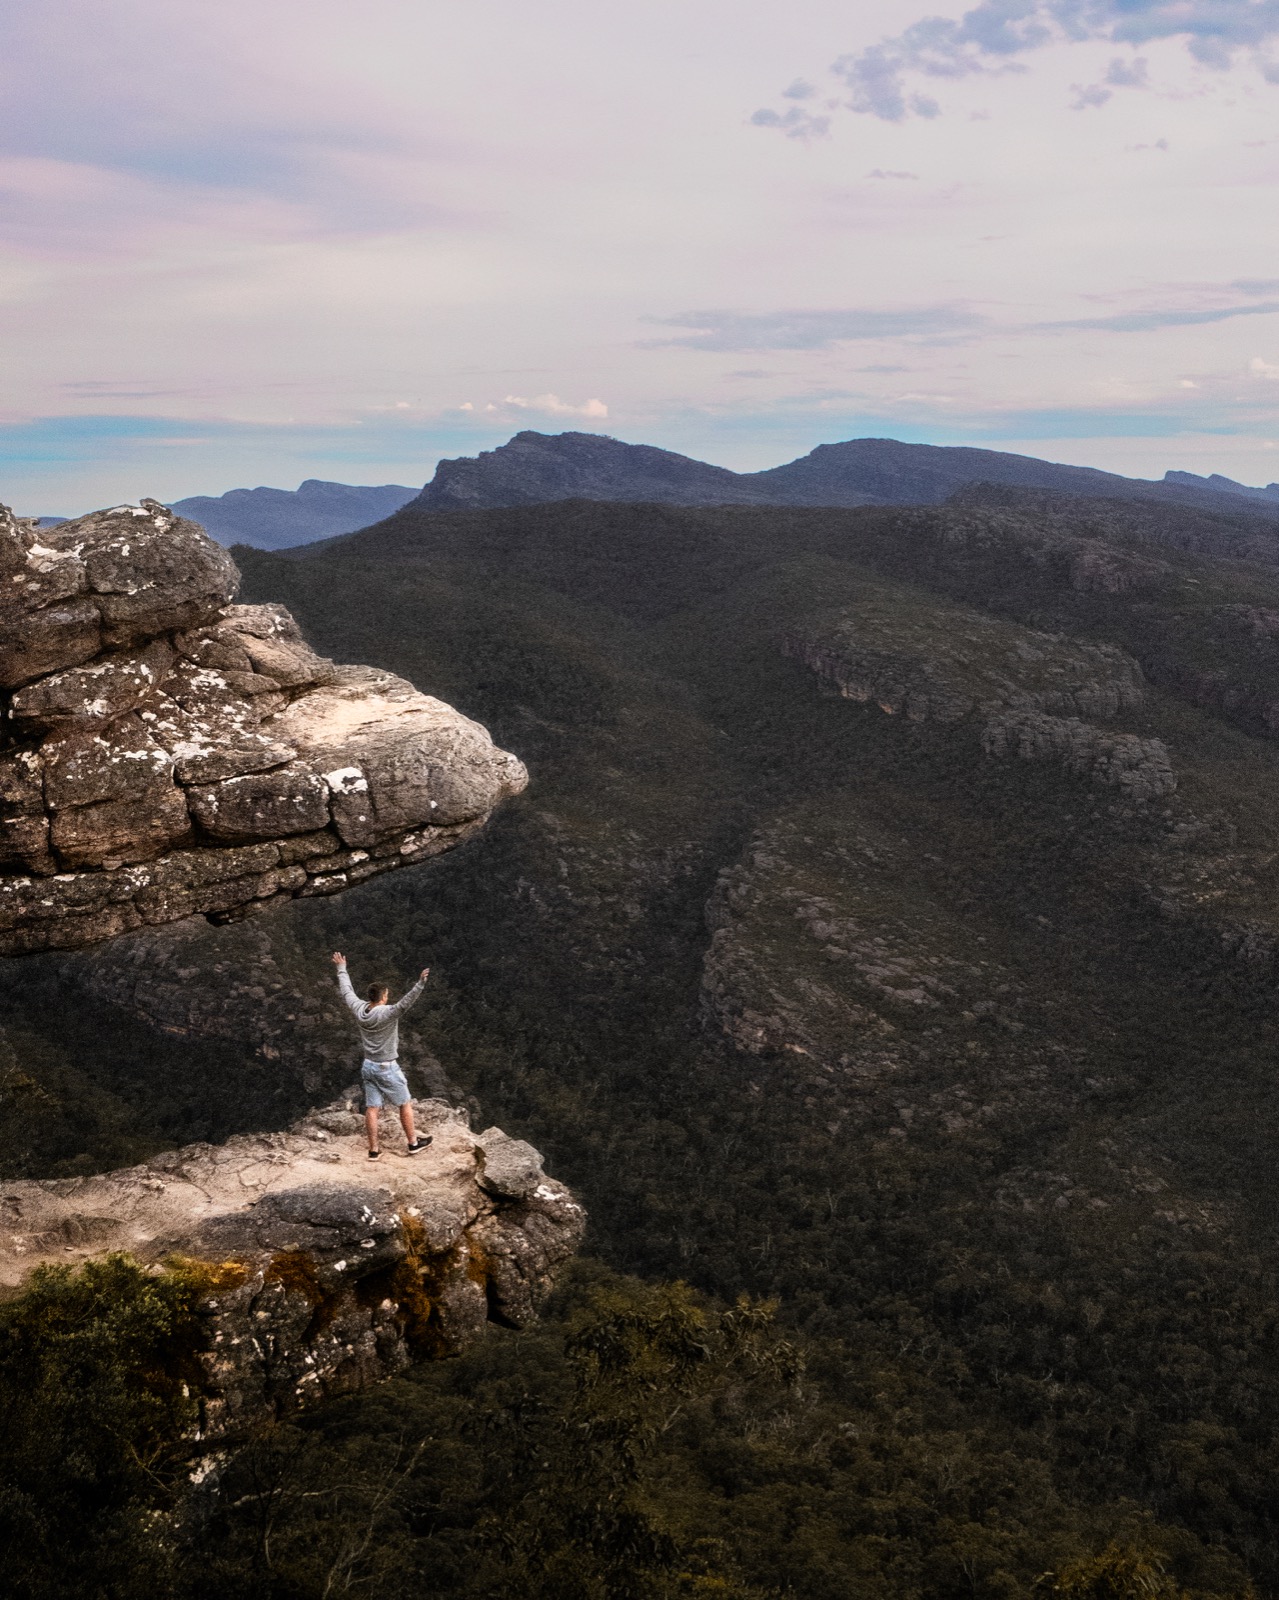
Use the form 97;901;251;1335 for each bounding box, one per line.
0;500;528;954
474;1127;546;1200
0;500;237;686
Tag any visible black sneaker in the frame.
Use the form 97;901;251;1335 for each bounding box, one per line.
405;1138;432;1155
368;1149;381;1160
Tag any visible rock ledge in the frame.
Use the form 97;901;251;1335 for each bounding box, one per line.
0;1097;584;1437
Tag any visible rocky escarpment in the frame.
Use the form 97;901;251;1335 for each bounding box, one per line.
701;812;1027;1072
699;810;1227;1233
783;587;1279;972
0;1095;584;1437
0;501;527;954
980;711;1176;802
784;588;1146;723
785;587;1175;804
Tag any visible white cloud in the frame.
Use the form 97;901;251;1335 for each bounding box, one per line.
504;394;609;418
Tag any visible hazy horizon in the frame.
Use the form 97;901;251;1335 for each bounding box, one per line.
17;425;1279;518
18;427;1279;523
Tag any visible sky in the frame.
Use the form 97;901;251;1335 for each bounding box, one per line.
2;0;1278;512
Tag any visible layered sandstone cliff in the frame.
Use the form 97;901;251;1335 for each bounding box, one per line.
0;501;527;954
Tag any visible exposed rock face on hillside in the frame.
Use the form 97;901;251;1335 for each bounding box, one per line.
0;1095;584;1436
784;591;1146;724
784;590;1175;803
698;810;1227;1235
701;813;1030;1072
981;711;1176;802
0;501;527;954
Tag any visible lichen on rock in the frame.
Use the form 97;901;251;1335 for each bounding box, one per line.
0;500;528;954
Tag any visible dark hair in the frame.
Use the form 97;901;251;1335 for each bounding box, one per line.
366;982;390;1004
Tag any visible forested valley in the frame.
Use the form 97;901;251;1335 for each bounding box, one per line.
5;488;1279;1597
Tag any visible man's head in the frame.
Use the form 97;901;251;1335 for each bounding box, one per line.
366;982;390;1006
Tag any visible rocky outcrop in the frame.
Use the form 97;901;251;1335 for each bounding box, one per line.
784;594;1146;724
0;501;527;954
0;1095;584;1437
701;815;1017;1071
785;592;1178;803
981;711;1176;802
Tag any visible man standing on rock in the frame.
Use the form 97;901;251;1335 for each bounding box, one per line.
331;952;433;1160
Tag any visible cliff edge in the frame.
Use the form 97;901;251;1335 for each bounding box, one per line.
0;1095;585;1437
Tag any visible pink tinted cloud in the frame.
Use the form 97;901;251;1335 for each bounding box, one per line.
0;0;475;250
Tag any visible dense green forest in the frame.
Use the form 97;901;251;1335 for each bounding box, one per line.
5;490;1279;1596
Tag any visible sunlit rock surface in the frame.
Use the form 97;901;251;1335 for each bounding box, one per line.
0;1096;585;1435
0;501;527;954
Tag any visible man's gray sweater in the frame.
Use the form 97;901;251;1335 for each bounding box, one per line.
337;968;426;1062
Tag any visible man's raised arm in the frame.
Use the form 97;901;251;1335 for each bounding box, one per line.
331;951;363;1016
389;966;431;1017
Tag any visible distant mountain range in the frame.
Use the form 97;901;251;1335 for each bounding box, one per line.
171;479;418;549
1163;469;1279;506
35;480;417;547
32;436;1279;547
169;473;416;550
413;431;1279;519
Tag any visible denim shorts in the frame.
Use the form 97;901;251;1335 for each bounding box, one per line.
361;1060;411;1109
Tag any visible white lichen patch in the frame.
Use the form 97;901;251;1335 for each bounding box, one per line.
323;766;369;794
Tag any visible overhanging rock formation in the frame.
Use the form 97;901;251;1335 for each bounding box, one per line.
0;501;528;953
0;1097;585;1436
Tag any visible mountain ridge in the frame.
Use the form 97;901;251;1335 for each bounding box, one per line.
414;429;1279;520
1164;467;1279;504
30;437;1279;549
172;478;418;549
